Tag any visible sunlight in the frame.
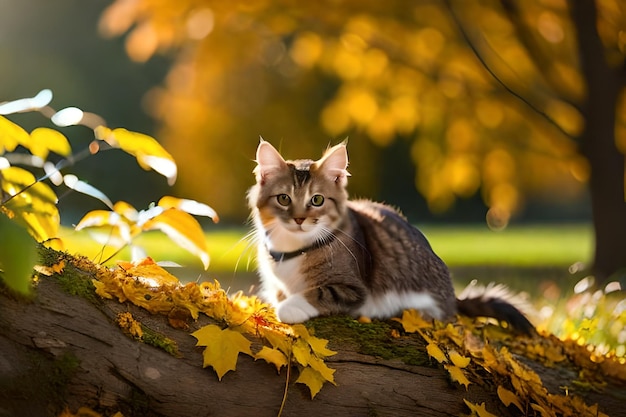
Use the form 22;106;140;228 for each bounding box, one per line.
51;107;84;127
186;8;214;40
0;89;52;115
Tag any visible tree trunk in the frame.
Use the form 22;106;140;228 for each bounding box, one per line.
569;0;626;286
1;265;624;417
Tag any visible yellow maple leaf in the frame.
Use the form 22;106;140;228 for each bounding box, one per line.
307;355;336;385
263;328;295;355
463;399;497;417
292;338;313;367
445;364;470;389
497;385;524;413
307;335;337;358
295;367;327;399
192;324;252;380
255;346;288;373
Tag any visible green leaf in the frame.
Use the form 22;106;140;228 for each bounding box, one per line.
0;212;37;294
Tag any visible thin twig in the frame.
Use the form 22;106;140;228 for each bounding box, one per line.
444;0;575;141
277;343;292;417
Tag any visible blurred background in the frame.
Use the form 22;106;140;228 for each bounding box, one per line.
2;0;606;228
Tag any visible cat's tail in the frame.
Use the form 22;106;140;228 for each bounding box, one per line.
456;280;535;334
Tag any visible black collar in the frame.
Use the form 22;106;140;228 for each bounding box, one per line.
267;234;336;262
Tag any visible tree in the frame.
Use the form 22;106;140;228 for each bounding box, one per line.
99;0;626;285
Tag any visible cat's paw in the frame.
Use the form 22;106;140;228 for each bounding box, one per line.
276;294;320;323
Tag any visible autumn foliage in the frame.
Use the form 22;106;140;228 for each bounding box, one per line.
98;0;624;223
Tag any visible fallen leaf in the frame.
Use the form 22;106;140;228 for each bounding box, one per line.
307;335;337;358
448;349;471;368
295;367;327;399
307;355;336;385
255;346;288;373
116;312;143;339
52;260;66;274
192;324;252;380
426;342;448;363
396;309;432;333
445;364;470;389
292;338;312;367
463;399;497;417
497;385;524;413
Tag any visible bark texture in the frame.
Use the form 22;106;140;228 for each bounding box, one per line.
0;273;623;417
569;0;626;285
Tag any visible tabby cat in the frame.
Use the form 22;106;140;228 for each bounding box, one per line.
248;140;532;332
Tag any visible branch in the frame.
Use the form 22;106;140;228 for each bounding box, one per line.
499;0;582;109
444;0;575;141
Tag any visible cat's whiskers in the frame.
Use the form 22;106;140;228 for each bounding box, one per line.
319;226;362;275
235;227;261;273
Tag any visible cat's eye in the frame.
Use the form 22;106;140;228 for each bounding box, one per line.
310;194;325;207
276;194;291;206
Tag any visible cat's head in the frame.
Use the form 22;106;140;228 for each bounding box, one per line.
248;139;350;251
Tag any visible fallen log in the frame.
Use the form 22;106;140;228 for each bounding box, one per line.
0;251;623;417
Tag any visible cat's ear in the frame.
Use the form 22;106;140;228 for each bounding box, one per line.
317;142;350;185
254;139;286;184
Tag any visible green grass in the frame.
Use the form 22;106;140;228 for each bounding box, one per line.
422;223;592;267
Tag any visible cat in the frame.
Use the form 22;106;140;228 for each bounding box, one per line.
247;139;533;333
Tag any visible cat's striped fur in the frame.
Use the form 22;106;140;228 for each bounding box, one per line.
248;140;533;332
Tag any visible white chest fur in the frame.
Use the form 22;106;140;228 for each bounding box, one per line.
256;247;307;303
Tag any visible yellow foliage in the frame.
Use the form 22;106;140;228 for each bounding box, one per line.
0;115;29;153
254;346;289;372
116;312;144;339
497;385;524;413
395;308;616;417
88;254;337;398
426;342;448;364
95;127;177;185
142;208;210;269
76;198;214;269
1;166;60;241
95;0;619;218
463;399;498;417
444;364;471;389
29;127;72;160
295;367;327;399
192;324;253;380
448;349;471;368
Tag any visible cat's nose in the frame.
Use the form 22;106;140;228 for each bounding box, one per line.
294;218;305;225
